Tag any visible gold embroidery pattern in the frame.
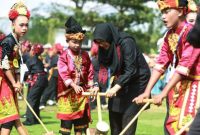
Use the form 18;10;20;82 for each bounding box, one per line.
169;105;180;116
0;96;18;119
171;121;179;133
168;33;179;53
65;32;85;41
57;92;86;114
157;1;171;11
178;81;191;128
11;2;29;16
181;114;193;126
13;59;19;68
74;56;82;72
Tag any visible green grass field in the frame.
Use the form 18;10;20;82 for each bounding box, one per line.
10;100;166;135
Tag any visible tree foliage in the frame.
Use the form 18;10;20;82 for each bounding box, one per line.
26;0;162;53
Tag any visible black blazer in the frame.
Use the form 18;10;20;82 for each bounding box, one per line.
108;37;151;113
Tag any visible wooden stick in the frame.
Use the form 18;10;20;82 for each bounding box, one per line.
142;99;154;103
19;92;50;133
119;102;150;135
96;94;102;122
82;92;106;96
175;119;194;135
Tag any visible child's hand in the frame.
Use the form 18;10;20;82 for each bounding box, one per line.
73;85;83;94
152;92;166;106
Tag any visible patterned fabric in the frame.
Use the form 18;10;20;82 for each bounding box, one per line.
8;2;30;21
157;0;188;14
0;34;21;124
65;32;85;41
0;70;19;124
155;22;200;79
166;80;200;134
157;0;197;14
57;49;94;120
155;21;200;134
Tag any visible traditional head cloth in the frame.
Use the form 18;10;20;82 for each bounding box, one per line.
8;2;30;21
187;12;200;47
187;0;198;13
21;40;31;51
54;43;64;54
157;0;188;12
65;16;86;41
32;44;44;55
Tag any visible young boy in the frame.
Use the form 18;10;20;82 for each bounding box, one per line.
134;0;200;134
57;17;96;135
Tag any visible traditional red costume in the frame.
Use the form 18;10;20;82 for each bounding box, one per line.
155;0;200;134
0;2;30;125
57;17;94;134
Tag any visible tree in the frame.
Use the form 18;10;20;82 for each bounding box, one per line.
26;0;161;53
95;0;160;53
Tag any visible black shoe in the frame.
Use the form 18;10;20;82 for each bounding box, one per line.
23;120;39;126
23;121;33;126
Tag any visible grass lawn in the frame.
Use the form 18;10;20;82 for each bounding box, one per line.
10;100;166;135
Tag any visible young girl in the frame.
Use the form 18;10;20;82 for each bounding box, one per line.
134;0;200;134
0;2;30;135
57;17;96;135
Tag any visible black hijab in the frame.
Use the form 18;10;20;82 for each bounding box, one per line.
93;23;121;76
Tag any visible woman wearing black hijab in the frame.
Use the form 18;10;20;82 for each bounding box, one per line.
92;23;150;135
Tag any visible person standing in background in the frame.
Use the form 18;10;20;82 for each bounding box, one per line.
23;44;48;126
39;43;63;109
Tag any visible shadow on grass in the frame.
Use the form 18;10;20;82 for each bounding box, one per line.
43;121;60;124
41;116;52;119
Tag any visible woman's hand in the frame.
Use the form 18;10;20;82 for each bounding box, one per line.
89;86;99;101
132;92;150;104
89;87;99;96
106;84;121;98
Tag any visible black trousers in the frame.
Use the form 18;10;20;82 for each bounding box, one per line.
0;120;15;130
187;108;200;135
109;103;140;135
40;76;57;105
25;77;47;123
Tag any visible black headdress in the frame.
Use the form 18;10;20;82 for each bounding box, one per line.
65;16;86;40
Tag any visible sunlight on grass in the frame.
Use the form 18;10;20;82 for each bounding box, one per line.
10;99;166;135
